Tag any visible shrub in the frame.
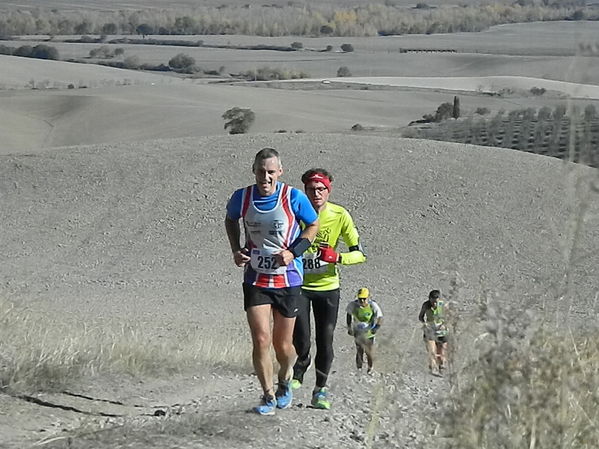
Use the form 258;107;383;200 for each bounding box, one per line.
320;24;334;35
325;45;333;52
169;53;196;71
123;55;140;69
351;123;364;131
0;44;13;55
238;66;309;81
435;102;454;122
475;107;490;115
114;48;125;57
290;41;303;50
530;86;546;96
337;66;352;77
340;43;354;52
30;44;59;60
89;46;114;59
13;45;33;57
79;35;97;43
222;107;255;134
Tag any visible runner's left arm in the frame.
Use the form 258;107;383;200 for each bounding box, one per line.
371;302;383;332
338;209;366;265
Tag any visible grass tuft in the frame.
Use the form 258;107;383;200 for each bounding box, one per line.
0;298;251;393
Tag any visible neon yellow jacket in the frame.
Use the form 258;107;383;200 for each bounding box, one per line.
302;202;366;291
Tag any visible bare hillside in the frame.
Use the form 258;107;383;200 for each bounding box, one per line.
1;134;598;448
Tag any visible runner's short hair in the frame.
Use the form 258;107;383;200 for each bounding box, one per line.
429;290;441;300
253;147;281;171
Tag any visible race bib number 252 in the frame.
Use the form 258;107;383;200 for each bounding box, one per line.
250;249;287;274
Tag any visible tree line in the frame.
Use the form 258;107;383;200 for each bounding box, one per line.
0;2;596;38
405;104;599;167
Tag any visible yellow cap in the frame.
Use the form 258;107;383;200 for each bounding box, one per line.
357;287;369;299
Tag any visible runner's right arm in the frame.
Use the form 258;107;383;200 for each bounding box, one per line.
225;190;250;267
418;302;427;323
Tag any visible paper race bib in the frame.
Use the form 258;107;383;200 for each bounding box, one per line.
250;248;287;275
302;252;329;274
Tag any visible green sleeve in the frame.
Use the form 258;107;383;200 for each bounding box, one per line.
338;209;366;266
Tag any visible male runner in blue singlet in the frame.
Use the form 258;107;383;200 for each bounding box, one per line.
225;148;319;415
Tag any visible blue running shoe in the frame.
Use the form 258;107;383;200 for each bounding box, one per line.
275;381;293;409
253;395;276;416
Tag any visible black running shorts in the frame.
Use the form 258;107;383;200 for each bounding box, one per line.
243;284;301;318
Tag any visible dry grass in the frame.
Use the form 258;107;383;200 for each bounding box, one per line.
0;298;252;393
435;157;599;448
441;305;599;449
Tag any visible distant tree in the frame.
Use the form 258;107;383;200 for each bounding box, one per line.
584;104;597;120
553;104;567;120
337;66;352;77
102;23;118;35
74;21;92;35
168;53;196;71
452;96;461;119
222;107;255;134
290;41;303;50
174;16;197;34
571;10;585;20
136;23;153;38
114;48;125;57
340;43;354;52
538;106;552;120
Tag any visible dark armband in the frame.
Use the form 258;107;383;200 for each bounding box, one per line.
289;238;311;257
348;242;366;255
